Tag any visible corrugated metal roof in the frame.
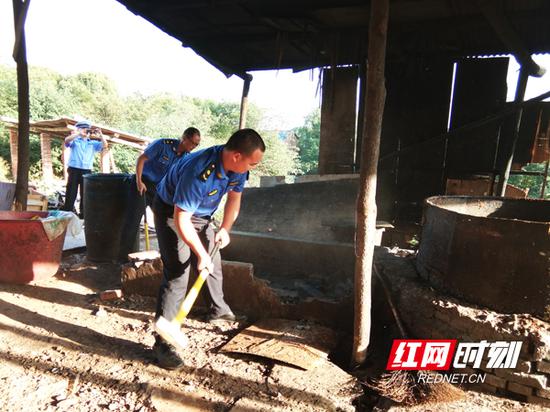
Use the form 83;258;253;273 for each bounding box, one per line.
116;0;550;76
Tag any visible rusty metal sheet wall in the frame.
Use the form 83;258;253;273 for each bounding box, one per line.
379;58;454;220
447;57;509;175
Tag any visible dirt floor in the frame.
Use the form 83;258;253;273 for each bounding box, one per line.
0;251;547;411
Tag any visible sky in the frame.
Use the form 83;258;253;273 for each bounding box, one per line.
0;0;321;130
1;0;549;131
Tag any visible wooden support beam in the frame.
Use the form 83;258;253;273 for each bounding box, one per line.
40;133;53;182
62;144;70;181
239;73;253;129
9;129;18;178
12;0;30;211
496;67;528;196
99;147;111;173
100;146;111;173
11;0;30;61
355;62;367;171
110;151;118;173
352;0;389;367
540;160;549;199
105;136;145;150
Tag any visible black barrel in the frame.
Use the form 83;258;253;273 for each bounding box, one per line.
84;173;138;262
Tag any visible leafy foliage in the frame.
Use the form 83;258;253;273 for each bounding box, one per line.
0;64;302;183
111;145;139;174
293;108;320;174
250;131;300;186
508;162;550;199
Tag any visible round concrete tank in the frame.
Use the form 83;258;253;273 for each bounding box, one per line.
416;196;549;321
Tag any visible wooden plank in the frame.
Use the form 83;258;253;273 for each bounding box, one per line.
221;318;338;370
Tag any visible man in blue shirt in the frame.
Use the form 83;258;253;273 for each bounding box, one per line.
62;121;107;218
119;127;201;260
152;128;265;369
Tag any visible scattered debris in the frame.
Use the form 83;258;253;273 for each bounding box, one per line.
99;289;123;301
92;306;108;317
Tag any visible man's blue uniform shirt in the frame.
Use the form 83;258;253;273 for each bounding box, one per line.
142;138;185;183
66;137;103;170
157;145;247;218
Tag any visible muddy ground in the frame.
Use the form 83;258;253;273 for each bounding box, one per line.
0;251;547;411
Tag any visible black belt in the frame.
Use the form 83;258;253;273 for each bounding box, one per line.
153;195;212;221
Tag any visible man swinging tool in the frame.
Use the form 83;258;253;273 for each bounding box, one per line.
152;128;265;369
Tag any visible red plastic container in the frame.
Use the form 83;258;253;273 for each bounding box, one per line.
0;211;66;284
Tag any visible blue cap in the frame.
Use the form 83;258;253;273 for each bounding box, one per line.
75;121;92;129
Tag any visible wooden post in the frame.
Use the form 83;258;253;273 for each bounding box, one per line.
109;150;118;173
101;146;111;173
355;62;367;171
497;66;528;196
62;144;70;181
352;0;389;367
540;160;549;199
12;0;31;211
239;73;253;129
40;133;54;182
9;129;18;178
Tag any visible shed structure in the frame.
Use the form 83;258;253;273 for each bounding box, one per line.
1;116;150;182
115;0;550;219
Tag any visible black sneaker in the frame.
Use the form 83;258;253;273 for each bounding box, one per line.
153;340;184;370
207;311;247;324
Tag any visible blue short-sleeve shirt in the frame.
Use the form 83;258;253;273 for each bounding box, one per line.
142;138;185;183
66;137;103;170
157;145;248;217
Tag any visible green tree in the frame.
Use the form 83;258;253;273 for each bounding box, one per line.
202;100;261;142
293;108;320;174
119;93;213;142
508;162;550;199
0;63;302;183
0;65;17;118
249;131;299;185
28;66;75;119
111;145;139;174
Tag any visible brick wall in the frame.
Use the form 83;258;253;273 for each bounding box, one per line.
377;248;550;406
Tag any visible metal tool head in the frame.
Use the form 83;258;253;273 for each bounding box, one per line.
154;316;189;350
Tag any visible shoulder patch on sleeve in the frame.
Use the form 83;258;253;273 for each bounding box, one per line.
199;162;216;182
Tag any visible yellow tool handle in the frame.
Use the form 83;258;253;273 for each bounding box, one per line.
144;221;150;250
174;268;210;322
173;241;221;324
143;195;150;250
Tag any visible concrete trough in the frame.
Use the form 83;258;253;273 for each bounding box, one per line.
416;196;550;321
222;231;355;283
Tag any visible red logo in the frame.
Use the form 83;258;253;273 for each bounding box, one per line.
387;339;457;370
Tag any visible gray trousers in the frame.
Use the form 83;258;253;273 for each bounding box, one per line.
153;195;231;321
